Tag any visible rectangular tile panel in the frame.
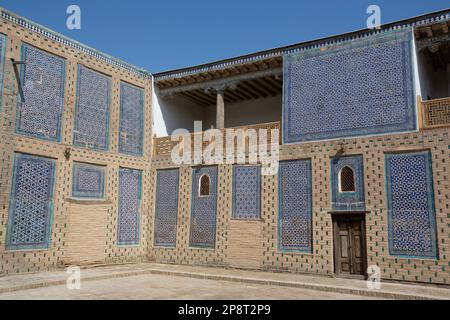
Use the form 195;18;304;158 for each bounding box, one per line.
386;151;437;258
283;29;415;143
118;168;142;246
74;65;111;150
16;44;65;141
154;169;179;247
119;82;144;156
6;153;56;250
189;166;218;248
278;160;312;252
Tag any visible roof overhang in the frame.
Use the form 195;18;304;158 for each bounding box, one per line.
154;8;450;92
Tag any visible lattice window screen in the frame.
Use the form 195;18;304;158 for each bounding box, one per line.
73;65;111;150
117;168;142;246
6;153;56;250
16;44;66;141
119;82;144;156
386;151;437;258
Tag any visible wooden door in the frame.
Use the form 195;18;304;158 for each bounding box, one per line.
333;215;367;277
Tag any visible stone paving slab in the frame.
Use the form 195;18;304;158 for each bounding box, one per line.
0;263;449;300
0;273;378;300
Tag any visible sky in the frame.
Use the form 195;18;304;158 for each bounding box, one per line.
0;0;448;73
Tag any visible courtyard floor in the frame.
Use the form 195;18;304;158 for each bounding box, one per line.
0;263;449;300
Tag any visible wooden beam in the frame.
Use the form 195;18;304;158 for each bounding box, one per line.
263;76;283;91
225;90;244;102
159;67;283;95
233;87;254;100
226;88;250;100
180;92;211;106
241;80;268;98
236;83;260;99
216;90;225;129
252;78;278;96
190;90;217;105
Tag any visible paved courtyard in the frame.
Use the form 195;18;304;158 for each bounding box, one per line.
0;263;448;300
0;273;375;300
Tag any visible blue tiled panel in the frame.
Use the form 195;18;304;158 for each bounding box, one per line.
331;155;365;211
74;65;111;150
278;160;312;252
119;82;144;156
386;151;437;258
189;166;218;248
6;153;56;250
118;168;142;246
232;165;261;220
154;169;179;247
0;33;6;111
16;44;65;141
72;163;105;199
283;29;416;143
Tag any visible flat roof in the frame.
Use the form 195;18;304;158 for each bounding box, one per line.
154;8;450;81
1;6;449;81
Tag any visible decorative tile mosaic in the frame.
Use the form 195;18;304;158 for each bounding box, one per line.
0;33;6;110
278;160;312;252
72;163;105;199
189;166;218;248
73;65;111;150
232;165;261;219
119;82;144;156
283;29;416;143
331;155;365;211
385;151;437;258
118;168;142;246
6;153;56;250
154;169;179;247
15;44;65;141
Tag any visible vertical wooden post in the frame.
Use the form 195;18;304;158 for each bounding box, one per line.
216;88;225;129
417;95;424;130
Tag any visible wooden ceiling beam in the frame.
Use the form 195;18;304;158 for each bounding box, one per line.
236;83;260;99
190;90;217;105
263;76;283;91
227;88;250;100
224;90;243;102
243;80;269;98
179;91;211;106
234;87;254;100
238;81;265;98
252;78;278;96
158;67;282;95
219;88;238;103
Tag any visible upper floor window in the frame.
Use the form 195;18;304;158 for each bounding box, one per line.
199;174;210;196
339;166;355;192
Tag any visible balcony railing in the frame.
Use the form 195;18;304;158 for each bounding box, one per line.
153;121;280;157
421;97;450;129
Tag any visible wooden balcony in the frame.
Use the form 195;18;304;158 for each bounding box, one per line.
153;121;280;157
420;97;450;129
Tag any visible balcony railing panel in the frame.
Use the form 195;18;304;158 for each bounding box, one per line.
421;97;450;129
153;121;280;157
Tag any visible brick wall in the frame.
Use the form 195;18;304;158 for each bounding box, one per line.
0;15;153;274
150;128;450;285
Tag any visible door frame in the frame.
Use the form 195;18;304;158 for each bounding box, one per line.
331;212;368;279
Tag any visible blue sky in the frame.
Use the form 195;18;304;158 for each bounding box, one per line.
0;0;448;73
